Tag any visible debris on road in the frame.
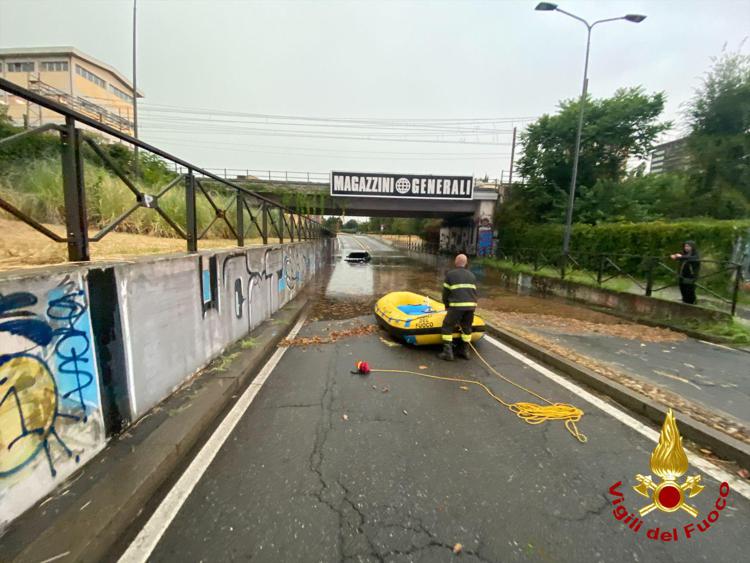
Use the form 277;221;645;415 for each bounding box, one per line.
490;311;685;343
477;311;750;445
341;414;349;422
453;543;463;554
280;324;379;347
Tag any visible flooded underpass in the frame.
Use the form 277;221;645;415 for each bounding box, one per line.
308;234;749;446
311;233;670;333
135;233;750;563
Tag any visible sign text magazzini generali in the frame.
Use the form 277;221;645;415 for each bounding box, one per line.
330;172;474;200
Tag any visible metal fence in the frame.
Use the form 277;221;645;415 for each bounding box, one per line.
385;235;441;256
385;237;744;316
198;168;330;184
179;169;510;188
495;247;744;316
0;78;331;263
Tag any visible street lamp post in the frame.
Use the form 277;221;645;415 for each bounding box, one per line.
132;0;140;181
534;3;645;259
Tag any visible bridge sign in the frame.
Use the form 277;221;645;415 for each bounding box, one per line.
331;171;473;200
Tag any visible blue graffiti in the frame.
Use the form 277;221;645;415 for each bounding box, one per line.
0;283;87;478
0;292;53;350
46;282;94;423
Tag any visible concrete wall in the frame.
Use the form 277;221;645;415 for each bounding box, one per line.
497;268;731;323
119;243;324;419
0;239;329;529
0;271;107;529
438;199;496;256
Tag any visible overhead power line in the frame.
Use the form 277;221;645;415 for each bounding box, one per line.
139;102;538;125
145;136;512;160
143;137;510;157
140;127;513;146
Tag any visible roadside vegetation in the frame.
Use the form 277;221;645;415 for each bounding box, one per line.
0;105;263;241
667;317;750;346
497;48;749;250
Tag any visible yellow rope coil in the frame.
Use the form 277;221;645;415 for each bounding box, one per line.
369;341;587;443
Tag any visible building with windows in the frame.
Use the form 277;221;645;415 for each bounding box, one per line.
648;137;691;175
0;46;142;135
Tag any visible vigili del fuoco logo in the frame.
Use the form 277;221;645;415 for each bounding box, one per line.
607;409;731;542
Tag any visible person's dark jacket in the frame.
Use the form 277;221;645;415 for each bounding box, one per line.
442;268;477;310
677;241;701;283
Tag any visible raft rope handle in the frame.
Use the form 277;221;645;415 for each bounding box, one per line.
369;340;587;443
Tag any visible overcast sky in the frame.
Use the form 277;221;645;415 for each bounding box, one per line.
1;0;748;179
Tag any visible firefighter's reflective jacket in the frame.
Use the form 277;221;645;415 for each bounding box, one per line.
441;268;477;310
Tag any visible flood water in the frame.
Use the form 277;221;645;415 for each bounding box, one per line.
307;234;622;325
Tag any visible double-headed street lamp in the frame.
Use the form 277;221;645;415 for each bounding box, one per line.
534;3;646;257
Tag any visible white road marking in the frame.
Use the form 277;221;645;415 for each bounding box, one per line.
699;339;735;352
118;313;308;563
39;552;71;563
484;335;750;500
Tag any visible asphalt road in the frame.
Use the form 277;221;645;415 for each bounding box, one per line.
118;235;750;562
533;329;750;427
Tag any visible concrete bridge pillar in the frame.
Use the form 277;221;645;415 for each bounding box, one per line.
438;193;497;256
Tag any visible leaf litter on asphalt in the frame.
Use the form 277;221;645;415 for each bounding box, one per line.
280;324;379;347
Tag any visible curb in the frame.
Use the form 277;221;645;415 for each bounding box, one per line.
584;304;749;350
2;297;308;563
484;323;750;469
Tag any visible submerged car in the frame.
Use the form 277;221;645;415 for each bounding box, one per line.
345;251;371;263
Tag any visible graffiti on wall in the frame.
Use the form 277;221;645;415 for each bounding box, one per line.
476;215;494;257
222;248;277;332
0;275;105;527
221;245;316;337
440;225;475;255
281;251;311;292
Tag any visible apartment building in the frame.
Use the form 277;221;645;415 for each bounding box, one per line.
0;46;142;135
649;137;691;175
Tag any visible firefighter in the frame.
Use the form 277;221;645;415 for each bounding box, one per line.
439;254;477;361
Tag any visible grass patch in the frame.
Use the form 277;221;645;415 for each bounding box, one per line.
211;351;240;373
240;337;258;349
668;318;750;345
477;257;632;293
0;156;264;239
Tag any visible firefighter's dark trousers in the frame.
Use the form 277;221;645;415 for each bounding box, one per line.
440;308;474;344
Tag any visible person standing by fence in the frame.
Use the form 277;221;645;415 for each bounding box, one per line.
670;241;701;304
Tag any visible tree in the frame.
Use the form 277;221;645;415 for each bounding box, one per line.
323;216;342;232
343;219;359;231
0;103;10;126
686;48;750;219
515;87;669;223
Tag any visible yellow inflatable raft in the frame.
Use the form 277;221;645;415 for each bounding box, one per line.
374;291;485;346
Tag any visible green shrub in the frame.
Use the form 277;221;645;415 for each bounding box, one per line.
0;155;243;239
498;219;750;263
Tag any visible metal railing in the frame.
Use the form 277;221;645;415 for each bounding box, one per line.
0;78;332;263
495;247;745;316
29;78;135;132
383;235;440;255
383;237;745;316
179;169;512;189
196;168;330;184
